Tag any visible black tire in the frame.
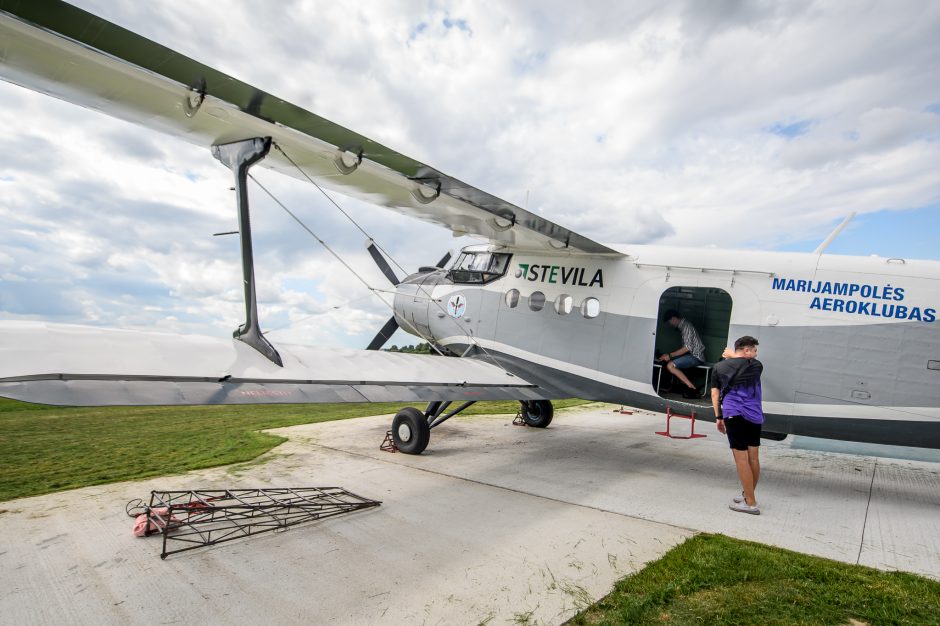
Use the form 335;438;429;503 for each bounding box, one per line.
391;407;430;454
520;400;553;428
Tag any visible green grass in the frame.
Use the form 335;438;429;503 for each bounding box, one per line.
0;397;588;502
567;534;940;626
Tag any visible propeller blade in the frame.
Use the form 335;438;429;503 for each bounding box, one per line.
366;242;401;286
436;250;452;268
366;316;400;351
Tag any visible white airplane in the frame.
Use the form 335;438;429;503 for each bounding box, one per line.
1;1;938;454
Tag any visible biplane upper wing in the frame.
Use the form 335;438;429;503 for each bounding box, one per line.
0;0;621;256
0;321;544;406
0;1;564;408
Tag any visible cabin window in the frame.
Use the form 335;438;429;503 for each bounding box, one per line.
554;294;573;315
448;251;512;284
581;297;600;318
529;291;546;311
505;289;520;308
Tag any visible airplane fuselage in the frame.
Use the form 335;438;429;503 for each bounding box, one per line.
395;244;940;448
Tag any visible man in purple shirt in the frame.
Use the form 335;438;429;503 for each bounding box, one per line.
710;336;764;515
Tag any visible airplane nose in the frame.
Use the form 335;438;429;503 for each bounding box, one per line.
393;270;446;342
364;244;450;350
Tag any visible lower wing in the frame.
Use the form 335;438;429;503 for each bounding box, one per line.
0;322;543;407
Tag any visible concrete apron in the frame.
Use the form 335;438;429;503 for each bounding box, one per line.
308;405;940;580
0;405;937;625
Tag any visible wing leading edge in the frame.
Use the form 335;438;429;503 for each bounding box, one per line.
0;0;621;256
0;322;545;406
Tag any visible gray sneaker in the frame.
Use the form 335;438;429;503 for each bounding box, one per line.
733;492;745;503
729;501;760;515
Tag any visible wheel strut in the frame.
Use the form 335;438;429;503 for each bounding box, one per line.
424;400;477;429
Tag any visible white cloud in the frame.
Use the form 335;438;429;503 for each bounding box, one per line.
1;0;938;348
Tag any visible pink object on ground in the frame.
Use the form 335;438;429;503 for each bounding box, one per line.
132;507;179;537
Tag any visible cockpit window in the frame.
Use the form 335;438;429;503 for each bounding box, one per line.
448;252;512;284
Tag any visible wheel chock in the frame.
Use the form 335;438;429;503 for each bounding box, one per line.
380;430;398;452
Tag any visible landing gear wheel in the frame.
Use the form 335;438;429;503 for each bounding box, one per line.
520;400;553;428
391;407;430;454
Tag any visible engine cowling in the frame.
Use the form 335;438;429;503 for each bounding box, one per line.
393;270;447;343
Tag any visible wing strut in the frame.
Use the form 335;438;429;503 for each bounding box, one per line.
211;137;283;367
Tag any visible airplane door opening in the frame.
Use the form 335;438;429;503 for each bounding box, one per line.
653;287;732;405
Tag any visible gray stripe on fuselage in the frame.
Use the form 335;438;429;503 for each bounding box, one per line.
462;347;940;449
427;287;940;411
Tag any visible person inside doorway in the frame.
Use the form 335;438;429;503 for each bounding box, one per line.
657;309;706;399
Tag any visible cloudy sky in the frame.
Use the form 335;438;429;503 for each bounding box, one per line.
1;0;938;349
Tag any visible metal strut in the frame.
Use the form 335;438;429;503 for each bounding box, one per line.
211;137;282;367
424;400;477;429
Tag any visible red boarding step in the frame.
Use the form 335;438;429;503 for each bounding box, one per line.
655;406;707;439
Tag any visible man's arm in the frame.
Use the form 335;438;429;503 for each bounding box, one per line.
658;346;690;362
711;387;725;434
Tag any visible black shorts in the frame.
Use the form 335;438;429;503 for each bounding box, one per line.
725;416;761;450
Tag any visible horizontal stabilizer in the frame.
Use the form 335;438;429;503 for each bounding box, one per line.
0;322;543;406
